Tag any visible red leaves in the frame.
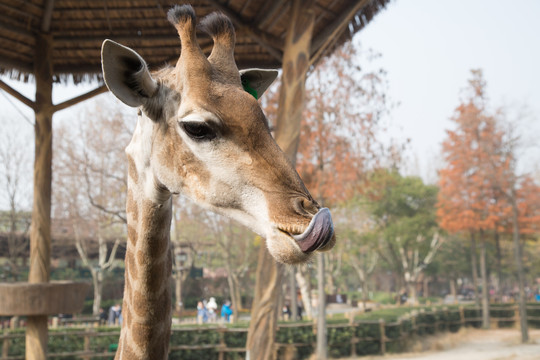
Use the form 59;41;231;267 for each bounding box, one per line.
437;70;539;237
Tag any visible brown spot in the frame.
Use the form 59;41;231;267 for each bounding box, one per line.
284;61;295;86
119;341;139;359
134;246;172;294
127;190;138;220
296;52;308;77
126;250;138;280
130;287;171;324
127;154;138;184
130;322;150;346
125;308;132;328
139;200;171;258
127;225;138;247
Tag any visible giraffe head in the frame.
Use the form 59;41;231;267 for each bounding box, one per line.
101;5;335;264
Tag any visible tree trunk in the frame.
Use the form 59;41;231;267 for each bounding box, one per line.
510;189;528;343
295;267;313;319
450;277;457;301
494;231;503;302
175;272;183;316
27;32;53;360
226;267;239;324
246;0;315;357
246;242;283;360
406;280;417;305
362;278;369;311
470;232;480;307
289;268;298;321
232;273;243;310
479;235;490;328
92;270;103;316
423;276;430;299
326;269;336;296
316;253;327;359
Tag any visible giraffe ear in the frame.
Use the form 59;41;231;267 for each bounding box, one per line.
101;39;158;107
239;69;278;99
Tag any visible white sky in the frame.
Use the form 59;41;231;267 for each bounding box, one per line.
0;0;539;207
355;0;540;181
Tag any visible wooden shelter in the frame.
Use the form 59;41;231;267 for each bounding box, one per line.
0;1;389;359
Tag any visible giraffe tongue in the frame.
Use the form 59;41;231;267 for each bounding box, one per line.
293;208;334;253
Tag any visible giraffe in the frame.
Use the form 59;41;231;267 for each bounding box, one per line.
100;5;335;359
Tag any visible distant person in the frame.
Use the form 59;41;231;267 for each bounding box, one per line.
108;304;121;325
197;301;207;324
297;304;303;320
207;297;218;322
221;300;233;322
400;291;408;305
282;304;291;320
98;308;108;326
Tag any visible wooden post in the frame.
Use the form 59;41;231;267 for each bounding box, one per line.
379;319;386;355
2;337;9;359
246;1;315;359
350;334;357;357
514;305;520;329
289;268;298;321
316;253;327;359
218;328;225;360
459;306;465;328
411;312;417;337
245;246;283;360
27;32;54;360
82;329;91;360
444;307;449;332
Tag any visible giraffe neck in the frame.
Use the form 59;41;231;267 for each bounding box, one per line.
117;142;173;359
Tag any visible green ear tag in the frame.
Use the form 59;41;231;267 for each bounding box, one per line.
242;79;258;99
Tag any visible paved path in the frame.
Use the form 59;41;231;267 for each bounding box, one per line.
349;329;540;360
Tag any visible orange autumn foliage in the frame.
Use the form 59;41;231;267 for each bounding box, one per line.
295;42;394;205
437;70;540;237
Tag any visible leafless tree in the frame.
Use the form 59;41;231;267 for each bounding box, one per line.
0;129;31;280
53;97;132;314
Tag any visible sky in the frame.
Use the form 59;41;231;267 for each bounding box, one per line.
355;0;540;181
0;0;539;207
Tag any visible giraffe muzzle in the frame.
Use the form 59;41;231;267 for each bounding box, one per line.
292;208;334;253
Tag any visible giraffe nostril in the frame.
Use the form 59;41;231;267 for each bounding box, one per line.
293;197;319;217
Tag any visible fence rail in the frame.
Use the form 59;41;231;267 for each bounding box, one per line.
1;304;539;359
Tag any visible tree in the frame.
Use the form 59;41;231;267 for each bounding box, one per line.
53;98;131;315
438;69;540;337
366;169;442;304
0;129;31;280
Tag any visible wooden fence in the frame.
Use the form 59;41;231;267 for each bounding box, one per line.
1;304;539;359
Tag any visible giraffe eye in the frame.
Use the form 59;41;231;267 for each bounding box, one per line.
181;121;216;141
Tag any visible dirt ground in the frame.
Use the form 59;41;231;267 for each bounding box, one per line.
344;328;540;360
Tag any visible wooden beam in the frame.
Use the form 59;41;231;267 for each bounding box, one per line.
52;85;108;113
310;0;370;65
254;0;286;28
103;0;113;33
0;3;40;22
0;18;35;41
41;0;55;33
204;0;283;61
0;79;35;110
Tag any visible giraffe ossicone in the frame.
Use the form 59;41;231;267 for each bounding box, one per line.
101;4;335;358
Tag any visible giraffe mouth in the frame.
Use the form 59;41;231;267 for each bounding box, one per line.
285;208;335;253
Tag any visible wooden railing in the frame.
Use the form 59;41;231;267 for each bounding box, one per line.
1;304;539;359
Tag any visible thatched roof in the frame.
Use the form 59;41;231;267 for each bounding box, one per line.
0;0;389;84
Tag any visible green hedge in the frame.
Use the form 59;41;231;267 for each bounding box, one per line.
2;304;539;359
